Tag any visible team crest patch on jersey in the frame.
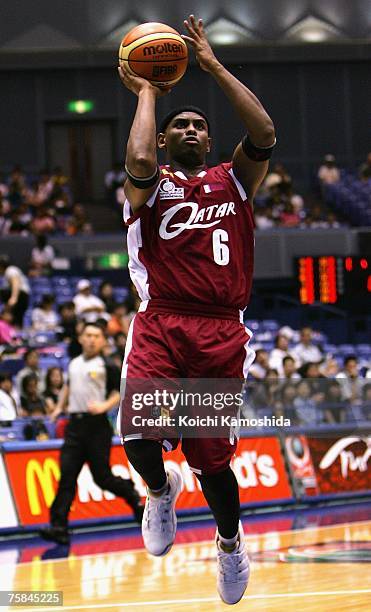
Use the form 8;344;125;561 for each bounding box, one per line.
159;178;185;200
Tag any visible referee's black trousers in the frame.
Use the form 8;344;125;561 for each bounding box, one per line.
50;413;140;527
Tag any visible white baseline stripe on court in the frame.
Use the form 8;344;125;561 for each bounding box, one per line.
13;589;371;611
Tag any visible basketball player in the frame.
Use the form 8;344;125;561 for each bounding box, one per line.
117;15;275;605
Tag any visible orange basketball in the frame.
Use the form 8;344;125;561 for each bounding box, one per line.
119;22;188;87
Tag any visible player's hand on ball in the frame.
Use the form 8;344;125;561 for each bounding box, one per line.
117;65;171;97
182;14;219;72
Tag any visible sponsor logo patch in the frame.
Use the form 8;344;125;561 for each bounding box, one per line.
159;178;184;200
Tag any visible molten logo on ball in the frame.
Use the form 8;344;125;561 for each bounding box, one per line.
143;42;184;56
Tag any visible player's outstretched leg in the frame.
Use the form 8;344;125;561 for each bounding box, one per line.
124;440;182;556
142;469;183;556
196;467;249;604
216;521;250;605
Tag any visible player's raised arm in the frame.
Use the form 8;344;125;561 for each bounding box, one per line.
183;15;275;202
118;66;168;211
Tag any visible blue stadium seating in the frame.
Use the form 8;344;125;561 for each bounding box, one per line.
325;174;371;226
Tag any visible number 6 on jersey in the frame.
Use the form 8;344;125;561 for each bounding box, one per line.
212;229;230;266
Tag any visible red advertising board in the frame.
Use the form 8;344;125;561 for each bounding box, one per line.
4;436;292;527
307;435;371;495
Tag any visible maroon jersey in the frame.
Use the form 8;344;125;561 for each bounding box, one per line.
124;162;255;312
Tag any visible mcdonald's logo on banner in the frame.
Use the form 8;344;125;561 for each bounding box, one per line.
26;458;60;516
4;449;62;525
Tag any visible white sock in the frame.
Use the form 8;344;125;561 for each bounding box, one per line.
219;532;238;551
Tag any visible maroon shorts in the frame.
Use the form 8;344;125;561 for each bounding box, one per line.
119;300;255;475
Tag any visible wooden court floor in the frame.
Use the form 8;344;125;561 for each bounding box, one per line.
4;519;371;611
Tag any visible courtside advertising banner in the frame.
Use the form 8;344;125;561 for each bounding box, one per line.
3;437;292;528
307;435;371;495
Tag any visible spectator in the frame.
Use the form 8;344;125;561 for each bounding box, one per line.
113;331;127;360
362;383;371;420
105;162;126;190
290;191;305;215
249;348;270;380
0;306;17;344
43;367;64;414
0;256;30;327
121;294;140;335
66;204;92;235
57;302;77;342
318;154;340;185
292;327;323;366
31;294;58;331
68;320;85;358
321;380;346;424
105;162;126;206
255;206;276;229
73;279;106;322
8;209;29;235
264;162;291;191
250;368;280;414
320;356;340;378
277;382;297;420
307;203;327;229
0;372;18;424
300;362;326;402
0;199;11;236
324;211;341;228
293;380;319;425
280;381;297;405
279;202;300;228
8;165;26;207
51;166;69;188
36;170;54;204
279;181;305;216
31;235;55;275
107;303;127;336
336;355;364;403
282;355;300;380
16;348;44;394
268;327;297;377
50;186;71;214
115;179;126;211
17;202;33;227
0;172;9;197
359;152;371;181
20;374;47;417
24;180;43;208
99;281;116;314
31;205;56;235
109;351;123;370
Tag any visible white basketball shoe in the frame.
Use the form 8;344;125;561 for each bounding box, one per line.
216;521;250;605
142;469;183;556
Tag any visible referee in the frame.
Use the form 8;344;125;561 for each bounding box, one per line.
40;322;143;545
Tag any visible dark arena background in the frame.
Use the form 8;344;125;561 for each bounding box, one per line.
0;1;370;610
